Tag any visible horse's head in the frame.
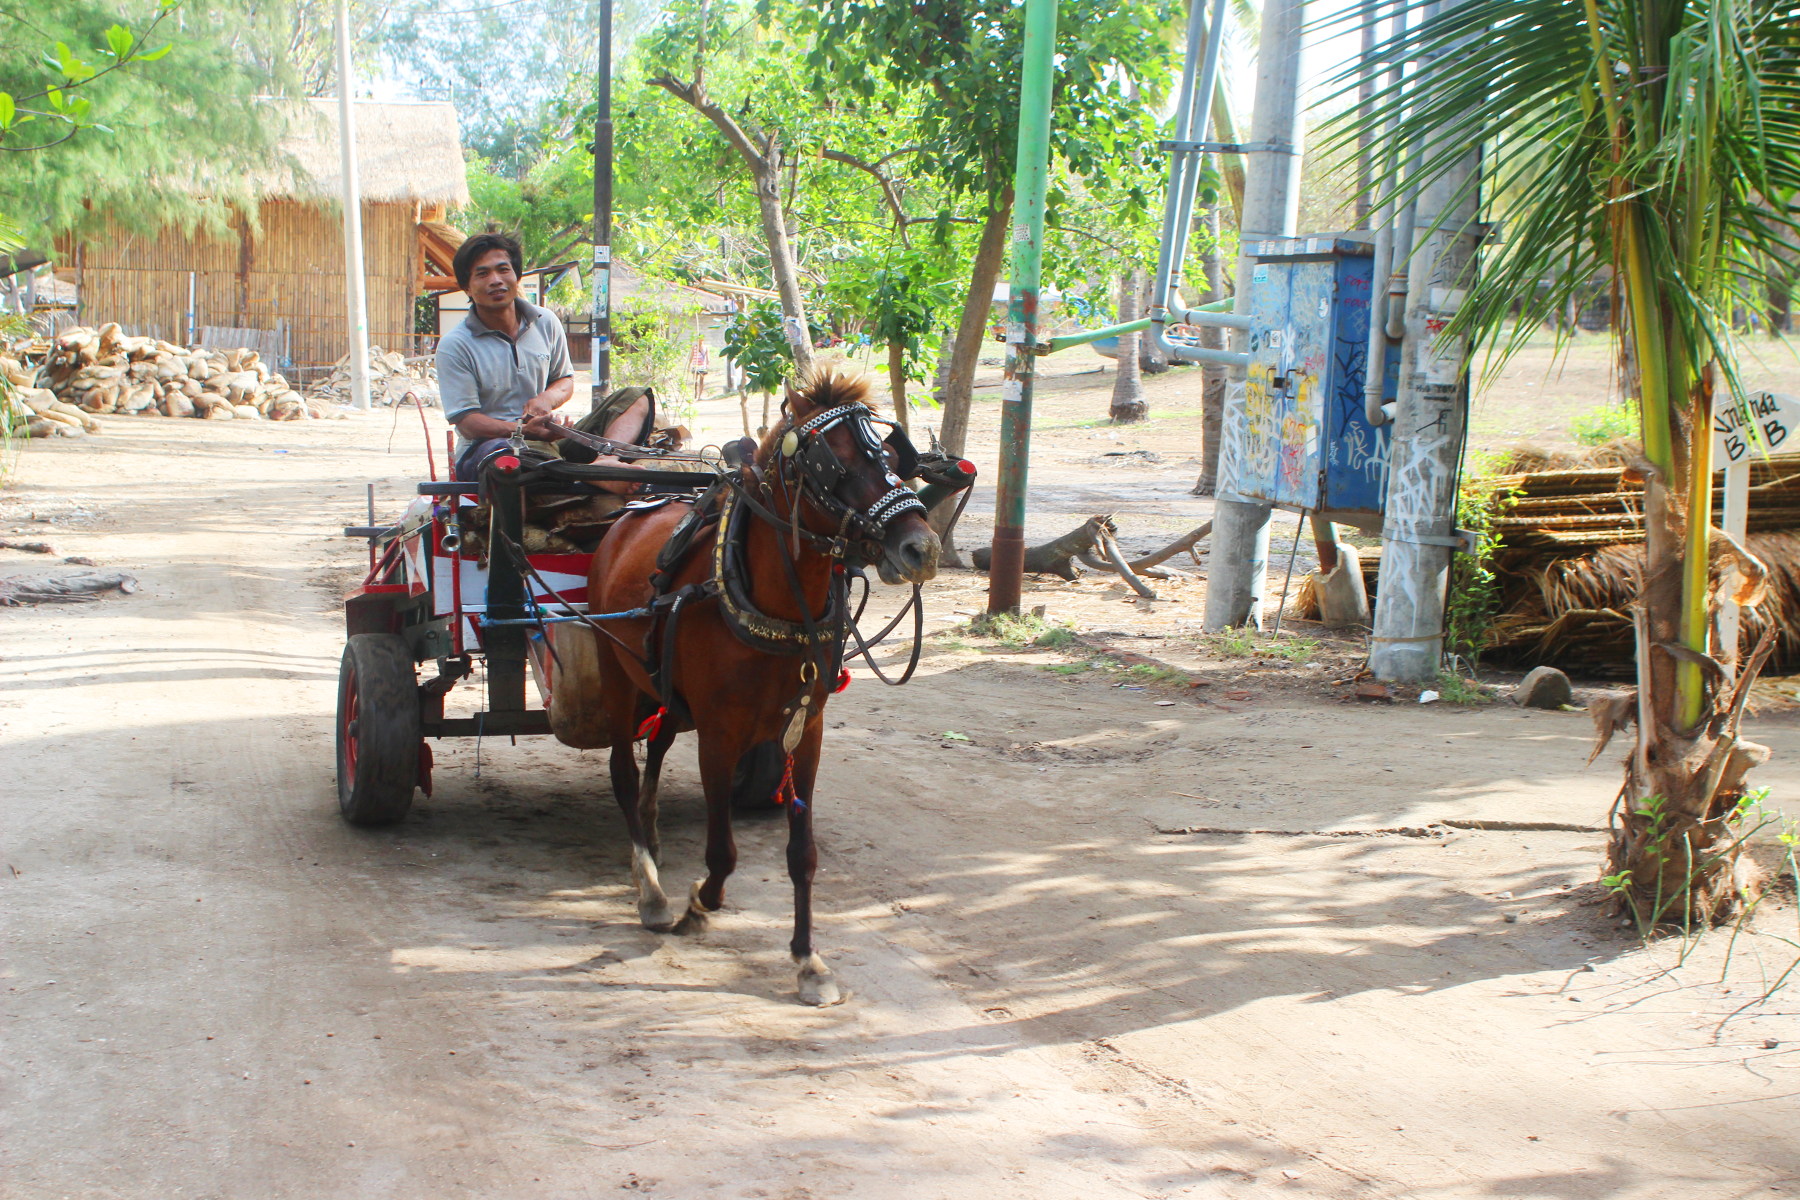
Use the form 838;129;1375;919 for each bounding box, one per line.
758;370;941;585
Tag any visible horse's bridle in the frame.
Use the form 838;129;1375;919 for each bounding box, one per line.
774;403;928;554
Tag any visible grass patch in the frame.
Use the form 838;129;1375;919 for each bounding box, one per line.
1127;662;1191;685
1204;630;1320;663
967;610;1077;650
1435;670;1496;705
1040;662;1091;676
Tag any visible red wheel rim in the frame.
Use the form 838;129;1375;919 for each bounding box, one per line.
341;669;359;777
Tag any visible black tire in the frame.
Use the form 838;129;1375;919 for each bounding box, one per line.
336;633;422;826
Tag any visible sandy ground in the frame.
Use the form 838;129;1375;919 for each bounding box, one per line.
5;351;1800;1199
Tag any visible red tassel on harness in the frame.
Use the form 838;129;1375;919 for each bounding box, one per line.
833;668;852;694
636;706;667;741
774;753;802;808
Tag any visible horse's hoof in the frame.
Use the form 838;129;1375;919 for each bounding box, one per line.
639;900;678;932
795;954;844;1007
673;881;712;935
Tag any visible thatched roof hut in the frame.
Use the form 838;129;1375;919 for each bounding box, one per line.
52;100;469;369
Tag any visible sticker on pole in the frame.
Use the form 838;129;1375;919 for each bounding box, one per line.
1714;391;1800;463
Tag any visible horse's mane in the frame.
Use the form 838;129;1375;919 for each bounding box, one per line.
754;369;878;467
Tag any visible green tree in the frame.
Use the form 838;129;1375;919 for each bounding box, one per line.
1343;0;1800;926
0;0;290;244
799;0;1180;548
722;299;793;434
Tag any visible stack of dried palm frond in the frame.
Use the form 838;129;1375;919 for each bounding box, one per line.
1292;445;1800;677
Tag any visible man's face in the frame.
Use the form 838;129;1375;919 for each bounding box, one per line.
468;248;519;308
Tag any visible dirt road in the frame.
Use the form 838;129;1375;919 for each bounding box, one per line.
5;376;1800;1198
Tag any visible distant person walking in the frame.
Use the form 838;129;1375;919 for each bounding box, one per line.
689;338;711;404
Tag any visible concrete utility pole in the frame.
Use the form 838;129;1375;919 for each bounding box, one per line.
1202;0;1307;632
1368;0;1482;682
334;0;372;411
589;0;614;410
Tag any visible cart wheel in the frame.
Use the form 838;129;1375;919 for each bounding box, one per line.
336;633;422;826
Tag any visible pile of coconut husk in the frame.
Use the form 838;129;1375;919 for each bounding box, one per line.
21;324;339;423
306;348;439;408
2;366;103;438
1292;444;1800;677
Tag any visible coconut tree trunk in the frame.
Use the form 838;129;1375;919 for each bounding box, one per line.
1605;221;1769;928
1109;267;1147;423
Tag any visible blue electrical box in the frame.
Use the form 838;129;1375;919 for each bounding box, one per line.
1230;237;1396;521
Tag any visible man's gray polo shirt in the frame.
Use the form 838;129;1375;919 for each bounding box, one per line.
437;298;574;455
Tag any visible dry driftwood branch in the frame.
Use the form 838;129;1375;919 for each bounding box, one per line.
1126;521;1213;571
1098;529;1157;599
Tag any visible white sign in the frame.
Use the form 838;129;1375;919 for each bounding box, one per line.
1713;390;1800;463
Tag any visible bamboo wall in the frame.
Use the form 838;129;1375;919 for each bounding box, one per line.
54;199;424;369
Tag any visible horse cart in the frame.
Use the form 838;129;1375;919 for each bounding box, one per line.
332;443;711;824
334;419;975;828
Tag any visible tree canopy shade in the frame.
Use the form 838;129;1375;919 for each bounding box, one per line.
1330;0;1800;925
792;0;1182;517
795;0;1179;214
0;0;292;243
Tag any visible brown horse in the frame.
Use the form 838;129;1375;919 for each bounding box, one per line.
568;370;940;1005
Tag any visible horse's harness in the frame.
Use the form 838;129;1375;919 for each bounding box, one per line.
534;402;933;757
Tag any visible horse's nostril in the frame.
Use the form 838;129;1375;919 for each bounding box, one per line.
902;541;927;567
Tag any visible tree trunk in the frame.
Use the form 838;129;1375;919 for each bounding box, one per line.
648;74;814;376
1109;267;1147;423
934;194;1013;460
928;192;1013;565
887;340;909;433
1602;334;1772;927
753;145;815;375
1194;201;1226;495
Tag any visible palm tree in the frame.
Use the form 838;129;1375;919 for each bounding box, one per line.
1110;267;1149;422
1344;0;1800;926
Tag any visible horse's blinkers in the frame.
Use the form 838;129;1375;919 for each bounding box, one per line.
882;425;919;481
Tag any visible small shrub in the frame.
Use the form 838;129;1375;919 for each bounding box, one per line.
1435;670;1495;705
970;611;1067;649
1570;399;1639;446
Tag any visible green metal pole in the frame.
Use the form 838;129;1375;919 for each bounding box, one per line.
987;0;1058;616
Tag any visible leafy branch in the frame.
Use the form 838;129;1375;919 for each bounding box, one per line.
0;0;177;152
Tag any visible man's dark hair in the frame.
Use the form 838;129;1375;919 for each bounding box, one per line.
453;231;524;293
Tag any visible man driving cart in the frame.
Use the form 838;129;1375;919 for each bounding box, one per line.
435;231;655;489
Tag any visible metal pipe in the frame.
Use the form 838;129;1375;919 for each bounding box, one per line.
1385;201;1415;342
1148;0;1232;370
1164;0;1230;305
1382;1;1424;344
1362;0;1406;427
1172;309;1251;330
589;0;614;410
1146;0;1210;331
1044;317;1152;355
985;0;1058;616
